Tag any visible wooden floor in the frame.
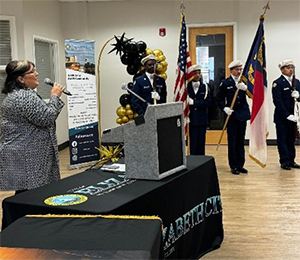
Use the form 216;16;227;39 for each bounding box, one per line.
1;145;300;259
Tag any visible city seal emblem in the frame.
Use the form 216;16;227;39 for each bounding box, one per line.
44;194;88;206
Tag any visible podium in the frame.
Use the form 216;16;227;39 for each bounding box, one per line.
101;102;187;180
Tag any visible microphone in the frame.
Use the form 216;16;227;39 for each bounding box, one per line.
44;78;72;96
121;83;148;104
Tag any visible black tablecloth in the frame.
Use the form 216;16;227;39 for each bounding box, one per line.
2;155;223;259
0;215;164;259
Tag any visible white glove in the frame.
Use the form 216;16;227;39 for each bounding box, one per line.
188;97;194;105
224;107;234;115
151;91;160;100
287;115;297;122
237;82;247;91
291;90;300;99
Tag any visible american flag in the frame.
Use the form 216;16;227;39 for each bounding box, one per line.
241;15;268;168
174;14;194;136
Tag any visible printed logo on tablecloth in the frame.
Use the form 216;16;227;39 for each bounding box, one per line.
44;194;88;206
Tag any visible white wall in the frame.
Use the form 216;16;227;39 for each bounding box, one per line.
1;0;300;143
0;0;69;145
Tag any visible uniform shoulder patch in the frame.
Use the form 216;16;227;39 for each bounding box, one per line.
272;82;277;88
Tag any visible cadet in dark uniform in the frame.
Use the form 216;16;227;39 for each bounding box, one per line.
187;65;211;155
217;60;251;175
131;54;167;115
272;59;300;170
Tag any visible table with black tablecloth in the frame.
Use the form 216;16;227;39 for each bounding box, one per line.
2;155;223;259
0;214;164;260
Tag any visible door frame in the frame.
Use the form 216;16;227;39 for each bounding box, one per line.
188;22;237;144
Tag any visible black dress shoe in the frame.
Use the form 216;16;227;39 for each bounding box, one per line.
281;164;291;170
238;167;248;174
290;162;300;168
231;168;240;175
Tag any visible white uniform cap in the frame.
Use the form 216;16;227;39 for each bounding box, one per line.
278;59;294;69
191;64;201;71
228;60;243;69
141;54;156;65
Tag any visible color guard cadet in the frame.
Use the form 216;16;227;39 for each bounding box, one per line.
131;54;167;115
216;60;251;175
187;65;211;155
272;59;300;170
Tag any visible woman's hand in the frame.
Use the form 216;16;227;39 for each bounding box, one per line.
51;82;65;97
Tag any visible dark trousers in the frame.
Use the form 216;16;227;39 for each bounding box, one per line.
189;125;206;155
275;121;296;165
226;119;247;169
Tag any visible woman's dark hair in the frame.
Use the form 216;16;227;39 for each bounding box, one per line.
1;60;35;94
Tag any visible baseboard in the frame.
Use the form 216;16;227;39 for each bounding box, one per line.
58;141;69;151
244;139;300;146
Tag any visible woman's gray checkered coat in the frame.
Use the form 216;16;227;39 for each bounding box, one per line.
0;88;64;191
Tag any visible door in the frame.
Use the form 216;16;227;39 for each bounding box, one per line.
189;25;233;144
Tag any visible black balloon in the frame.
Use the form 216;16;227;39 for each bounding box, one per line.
119;94;131;107
127;82;134;90
133;54;143;66
121;54;132;65
137;41;147;53
126;64;139;75
125;41;138;54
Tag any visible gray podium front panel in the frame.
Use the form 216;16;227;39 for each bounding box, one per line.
101;102;187;180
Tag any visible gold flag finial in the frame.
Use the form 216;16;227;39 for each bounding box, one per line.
263;1;270;15
180;2;185;14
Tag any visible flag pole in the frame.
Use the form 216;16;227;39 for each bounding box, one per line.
180;2;190;153
216;89;240;151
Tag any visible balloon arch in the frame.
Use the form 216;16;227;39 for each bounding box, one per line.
96;32;168;138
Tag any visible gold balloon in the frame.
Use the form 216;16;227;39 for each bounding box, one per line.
155;63;163;73
160;61;168;68
122;116;129;123
126;104;131;110
126;109;134;116
158;55;166;61
116;117;123;124
145;48;153;55
153;49;163;57
128;114;134;119
160;73;167;80
134;112;139;118
116;106;126;117
128;119;134;123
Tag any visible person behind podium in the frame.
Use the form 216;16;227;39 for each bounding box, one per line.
187;65;211;155
0;60;65;194
131;54;167;115
216;60;250;175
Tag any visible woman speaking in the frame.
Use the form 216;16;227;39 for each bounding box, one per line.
0;60;65;194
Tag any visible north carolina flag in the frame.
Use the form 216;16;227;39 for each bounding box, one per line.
241;15;268;168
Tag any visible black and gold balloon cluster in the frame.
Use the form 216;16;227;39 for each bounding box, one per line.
115;92;138;125
109;32;147;76
109;33;168;125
